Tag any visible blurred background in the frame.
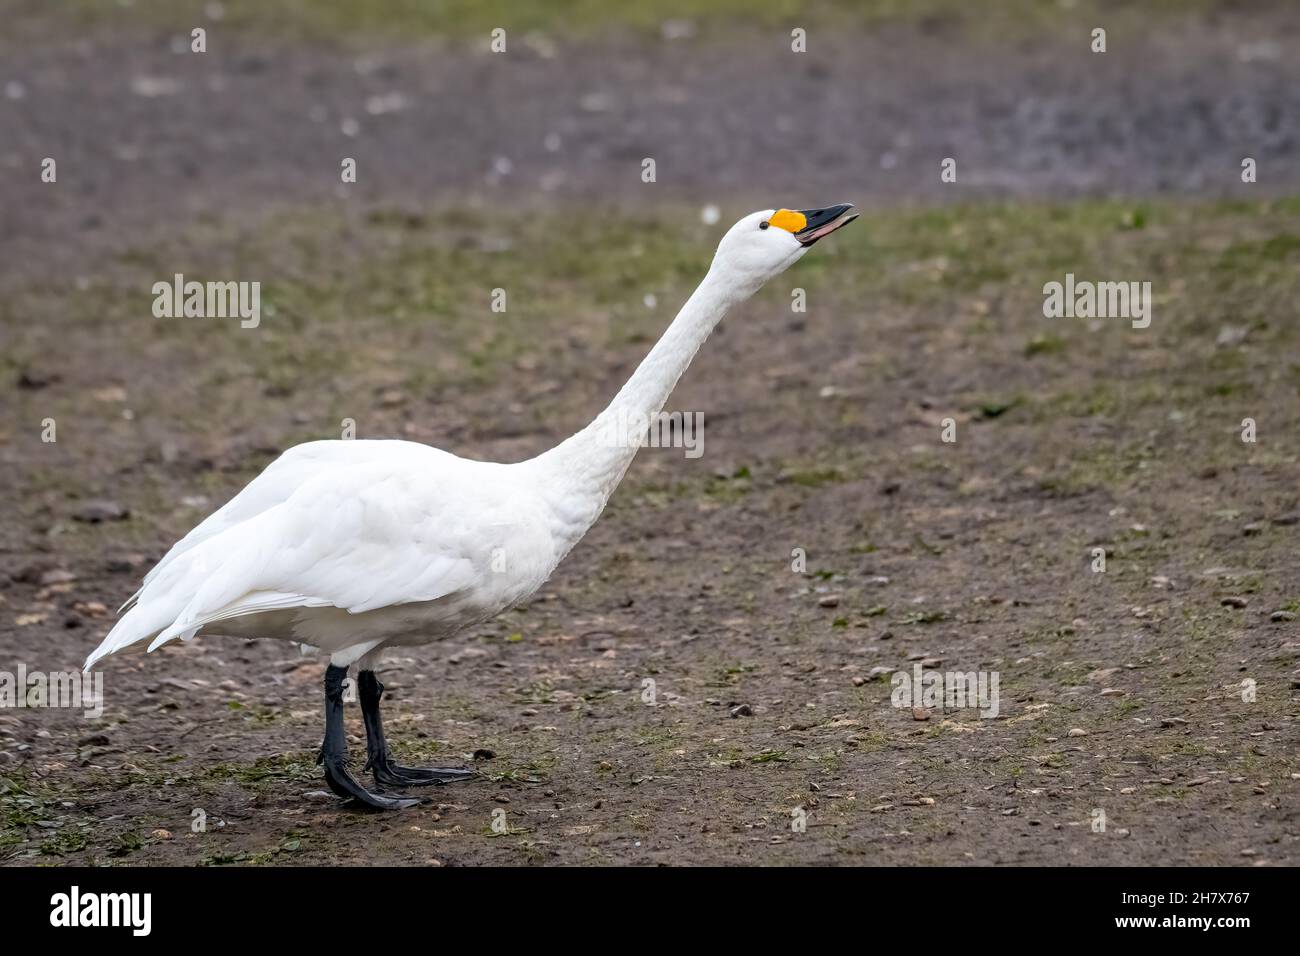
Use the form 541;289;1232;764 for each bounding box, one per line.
0;1;1298;865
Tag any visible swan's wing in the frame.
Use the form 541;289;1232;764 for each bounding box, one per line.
86;456;494;668
120;440;443;611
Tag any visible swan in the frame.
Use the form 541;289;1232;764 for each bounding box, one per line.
85;204;859;809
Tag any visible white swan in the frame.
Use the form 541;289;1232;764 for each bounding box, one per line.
85;204;858;808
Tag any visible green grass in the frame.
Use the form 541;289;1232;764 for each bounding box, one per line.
0;769;100;862
200;753;319;787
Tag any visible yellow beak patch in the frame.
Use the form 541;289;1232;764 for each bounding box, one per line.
767;209;807;234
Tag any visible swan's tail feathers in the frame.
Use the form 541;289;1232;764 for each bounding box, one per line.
84;528;265;671
83;599;189;672
142;591;328;656
85;492;346;671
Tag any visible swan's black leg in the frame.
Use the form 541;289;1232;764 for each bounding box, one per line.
358;669;475;787
317;664;420;810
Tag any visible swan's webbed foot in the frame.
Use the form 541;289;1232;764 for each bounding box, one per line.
318;748;421;810
369;753;476;788
358;669;476;789
318;664;420;811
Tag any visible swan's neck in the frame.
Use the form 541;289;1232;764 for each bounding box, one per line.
531;263;755;542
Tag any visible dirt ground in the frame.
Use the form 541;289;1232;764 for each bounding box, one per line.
1;2;1298;865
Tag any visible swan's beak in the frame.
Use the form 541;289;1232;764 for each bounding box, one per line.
794;204;858;246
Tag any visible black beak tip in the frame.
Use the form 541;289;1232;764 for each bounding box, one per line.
794;203;859;245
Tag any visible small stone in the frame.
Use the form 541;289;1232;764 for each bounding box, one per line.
1160;717;1188;728
1087;667;1121;682
131;75;181;98
364;92;409;116
729;703;753;718
1100;688;1125;696
1120;787;1136;794
660;18;696;40
472;748;495;761
1270;610;1295;623
919;657;943;668
151;828;173;840
74;500;129;523
1067;728;1088;737
1220;596;1248;608
818;594;840;608
911;706;930;721
38;569;77;586
851;676;867;687
1242;522;1264;536
1216;324;1248;346
18;369;54;389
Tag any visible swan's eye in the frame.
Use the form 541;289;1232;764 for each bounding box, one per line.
759;221;770;230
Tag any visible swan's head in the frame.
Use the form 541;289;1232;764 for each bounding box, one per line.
711;204;858;286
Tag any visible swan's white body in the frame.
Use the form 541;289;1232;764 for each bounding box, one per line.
85;206;855;673
90;442;569;669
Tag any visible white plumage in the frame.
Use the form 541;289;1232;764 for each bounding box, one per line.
90;441;561;669
82;205;857;807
